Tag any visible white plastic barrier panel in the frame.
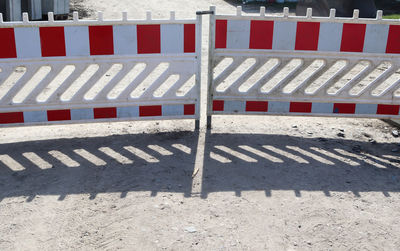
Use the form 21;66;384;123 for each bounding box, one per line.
0;11;201;127
207;6;400;127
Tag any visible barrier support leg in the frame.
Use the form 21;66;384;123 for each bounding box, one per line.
207;115;212;129
195;119;200;131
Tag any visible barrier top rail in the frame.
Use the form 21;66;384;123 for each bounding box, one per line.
0;11;197;26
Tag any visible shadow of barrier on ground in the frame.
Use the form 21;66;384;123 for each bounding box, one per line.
0;130;399;201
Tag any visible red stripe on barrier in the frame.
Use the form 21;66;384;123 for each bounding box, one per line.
137;25;161;54
89;26;114;55
213;100;224;111
340;23;366;52
386;25;400;54
215;20;227;49
249;20;274;50
295;22;320;51
377;104;400;115
40;27;66;57
184;104;195;115
290;102;312;113
246;101;268;112
0;28;17;58
47;109;71;121
94;107;117;119
0;112;24;124
184;24;196;53
333;103;356;114
139;105;162;116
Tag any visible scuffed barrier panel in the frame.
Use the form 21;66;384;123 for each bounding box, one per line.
0;11;201;127
207;6;400;126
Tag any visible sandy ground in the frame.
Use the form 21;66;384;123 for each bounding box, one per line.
1;0;400;250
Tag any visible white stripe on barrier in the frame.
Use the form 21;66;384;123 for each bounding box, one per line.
65;26;90;57
71;109;94;120
113;25;138;55
355;104;378;114
268;101;290;113
311;103;334;114
272;21;296;50
14;27;41;58
117;106;139;118
161;24;184;53
318;22;343;52
162;104;183;116
24;110;47;122
227;20;250;49
224;100;245;113
363;24;389;53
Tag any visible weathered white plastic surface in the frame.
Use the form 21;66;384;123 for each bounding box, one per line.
0;11;201;126
207;6;400;121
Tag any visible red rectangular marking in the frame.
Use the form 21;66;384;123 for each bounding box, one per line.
340;23;366;52
0;112;24;124
333;103;356;114
246;101;268;112
386;25;400;54
94;107;117;119
184;24;196;53
377;104;400;115
40;27;66;57
139;105;162;117
0;28;17;58
249;20;274;50
89;26;114;55
295;22;320;51
215;20;227;49
213;100;224;111
184;104;195;115
290;102;312;113
47;109;71;121
137;25;161;54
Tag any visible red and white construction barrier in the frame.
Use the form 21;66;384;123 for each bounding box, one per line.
0;11;201;128
207;7;400;127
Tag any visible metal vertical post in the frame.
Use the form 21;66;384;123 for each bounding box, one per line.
195;12;202;131
206;6;216;129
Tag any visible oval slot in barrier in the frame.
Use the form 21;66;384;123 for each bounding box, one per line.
238;58;279;93
260;59;302;94
130;62;169;99
108;63;146;99
213;57;233;80
176;74;196;97
372;68;400;97
283;59;325;94
153;74;180;98
84;64;123;101
0;67;26;101
305;60;347;95
349;62;391;96
61;64;99;102
13;66;51;104
36;65;76;102
216;58;256;92
327;60;370;95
